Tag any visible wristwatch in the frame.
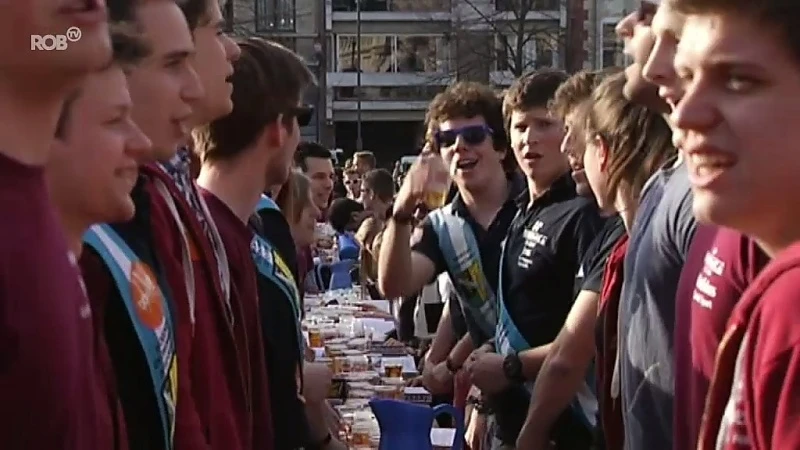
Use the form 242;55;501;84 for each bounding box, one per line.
502;353;526;383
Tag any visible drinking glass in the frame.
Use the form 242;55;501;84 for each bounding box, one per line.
422;153;452;210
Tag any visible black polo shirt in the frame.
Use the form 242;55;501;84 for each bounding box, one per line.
412;176;522;345
491;173;603;444
574;215;626;299
500;173;604;349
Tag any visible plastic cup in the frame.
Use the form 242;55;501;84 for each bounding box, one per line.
422;154;452;210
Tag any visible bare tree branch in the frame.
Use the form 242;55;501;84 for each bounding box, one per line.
454;0;566;79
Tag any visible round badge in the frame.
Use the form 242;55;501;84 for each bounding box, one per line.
130;262;166;329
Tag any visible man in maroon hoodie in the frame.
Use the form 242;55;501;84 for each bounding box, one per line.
150;0;275;447
195;37;347;449
0;0;111;448
151;0;273;449
81;0;269;448
670;0;800;448
78;0;213;448
48;26;152;449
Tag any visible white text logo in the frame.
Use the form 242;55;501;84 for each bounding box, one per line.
31;27;81;51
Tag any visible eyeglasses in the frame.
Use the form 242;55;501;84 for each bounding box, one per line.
288;105;313;127
434;125;493;148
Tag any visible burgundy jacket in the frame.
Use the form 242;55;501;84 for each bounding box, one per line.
143;164;265;449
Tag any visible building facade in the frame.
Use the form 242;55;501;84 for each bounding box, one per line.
228;0;624;165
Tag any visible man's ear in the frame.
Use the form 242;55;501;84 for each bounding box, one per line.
594;134;610;172
264;114;287;149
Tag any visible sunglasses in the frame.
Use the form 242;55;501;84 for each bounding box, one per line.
434;125;493;148
288;105;313;127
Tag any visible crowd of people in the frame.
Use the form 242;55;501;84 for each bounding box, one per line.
2;0;799;449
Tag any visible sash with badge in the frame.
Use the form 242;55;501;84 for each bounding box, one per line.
252;195;304;348
494;214;597;429
428;204;497;341
84;224;178;449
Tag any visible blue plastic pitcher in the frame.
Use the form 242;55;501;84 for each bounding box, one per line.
328;259;355;290
369;399;464;450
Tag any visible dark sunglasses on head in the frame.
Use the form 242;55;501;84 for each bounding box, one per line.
434;124;493;148
288;105;313;127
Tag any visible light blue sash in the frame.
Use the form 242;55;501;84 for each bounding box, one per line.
252;196;304;348
495;228;598;428
429;205;497;340
83;224;178;448
495;237;530;356
256;194;279;214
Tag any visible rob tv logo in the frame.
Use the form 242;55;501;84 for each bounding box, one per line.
31;27;82;51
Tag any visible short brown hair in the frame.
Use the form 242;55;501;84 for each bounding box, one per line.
584;72;676;205
354;151;377;170
109;22;151;68
425;82;512;169
175;0;208;31
503;69;568;128
55;24;149;140
671;0;800;65
295;141;332;172
549;68;620;120
343;167;359;177
362;169;395;202
193;37;315;163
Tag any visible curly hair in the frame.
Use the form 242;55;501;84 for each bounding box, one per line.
424;81;514;172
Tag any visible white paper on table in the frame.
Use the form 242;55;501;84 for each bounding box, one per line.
430;428;456;447
304;295;324;307
358;318;395;337
363;300;390;313
403;386;429;395
381;356;417;374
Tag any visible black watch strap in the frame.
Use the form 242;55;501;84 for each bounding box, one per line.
503;353;525;383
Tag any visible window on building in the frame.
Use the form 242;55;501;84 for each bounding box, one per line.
390;0;451;12
336;34;449;73
337;35;394;72
396;36;448;72
601;21;623;68
495;0;560;13
534;33;559;67
255;0;295;32
495;32;559;73
332;0;388;12
333;0;450;12
495;34;536;72
334;85;447;101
